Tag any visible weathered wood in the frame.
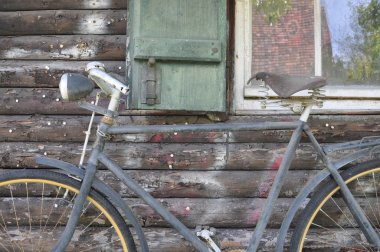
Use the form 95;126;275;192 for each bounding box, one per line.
0;10;127;36
0;197;295;228
2;113;380;143
0;169;317;198
0;35;125;60
0;226;124;252
0;88;90;114
2;196;379;229
0;0;128;11
0;226;365;251
1;166;378;199
0;61;126;88
0;141;327;170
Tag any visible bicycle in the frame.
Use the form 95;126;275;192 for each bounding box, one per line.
2;61;380;251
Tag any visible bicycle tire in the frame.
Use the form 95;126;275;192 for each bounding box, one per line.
290;159;380;251
0;169;137;252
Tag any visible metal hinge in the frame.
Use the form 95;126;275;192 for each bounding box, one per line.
141;57;161;105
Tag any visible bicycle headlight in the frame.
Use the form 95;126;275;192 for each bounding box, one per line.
59;73;95;101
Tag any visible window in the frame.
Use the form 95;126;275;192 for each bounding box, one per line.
234;0;380;114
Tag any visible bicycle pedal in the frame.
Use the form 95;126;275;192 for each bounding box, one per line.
195;226;220;252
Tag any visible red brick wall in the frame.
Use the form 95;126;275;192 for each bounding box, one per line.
252;0;331;76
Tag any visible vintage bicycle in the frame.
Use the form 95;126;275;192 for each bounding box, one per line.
1;61;380;251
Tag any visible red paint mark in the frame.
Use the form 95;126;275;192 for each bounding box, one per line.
246;208;262;225
271;156;283;170
258;156;283;197
150;133;164;142
258;180;273;198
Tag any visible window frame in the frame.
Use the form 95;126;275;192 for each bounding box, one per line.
233;0;380;115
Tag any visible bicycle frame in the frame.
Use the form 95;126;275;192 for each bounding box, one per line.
38;66;380;252
35;106;380;252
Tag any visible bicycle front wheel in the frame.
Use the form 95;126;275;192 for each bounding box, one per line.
291;159;380;251
0;169;136;252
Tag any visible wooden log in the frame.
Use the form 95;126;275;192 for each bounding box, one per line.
0;35;125;60
153;227;373;252
0;0;127;11
0;168;317;198
0;61;126;88
0;88;89;114
0;226;124;252
0;141;327;170
1;111;380;143
0;197;295;228
0;226;365;251
1;196;379;229
0;10;127;36
1;166;378;199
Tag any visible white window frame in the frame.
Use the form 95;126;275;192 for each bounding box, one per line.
234;0;380;115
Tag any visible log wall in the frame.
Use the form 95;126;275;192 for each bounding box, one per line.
1;1;380;251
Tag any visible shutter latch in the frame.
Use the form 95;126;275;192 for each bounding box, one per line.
141;58;160;105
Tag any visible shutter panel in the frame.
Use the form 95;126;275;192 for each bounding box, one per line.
128;0;227;112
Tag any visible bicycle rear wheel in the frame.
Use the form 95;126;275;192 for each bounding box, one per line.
290;159;380;251
0;169;136;252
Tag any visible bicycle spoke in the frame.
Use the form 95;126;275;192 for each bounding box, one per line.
36;186;62;251
305;225;370;252
356;177;380;230
80;237;121;252
25;183;34;252
0;210;17;252
80;212;104;234
320;207;371;250
0;172;132;252
372;172;380;232
9;184;26;252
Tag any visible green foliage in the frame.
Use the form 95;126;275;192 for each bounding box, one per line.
254;0;292;24
347;0;380;82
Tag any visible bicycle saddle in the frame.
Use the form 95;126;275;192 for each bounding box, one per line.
254;72;327;98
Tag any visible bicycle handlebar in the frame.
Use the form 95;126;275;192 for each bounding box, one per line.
86;62;129;95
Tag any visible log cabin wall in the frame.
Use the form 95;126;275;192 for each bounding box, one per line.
1;1;380;251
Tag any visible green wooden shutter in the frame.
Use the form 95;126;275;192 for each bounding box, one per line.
128;0;227;112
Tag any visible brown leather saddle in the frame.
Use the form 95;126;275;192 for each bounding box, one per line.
252;72;327;98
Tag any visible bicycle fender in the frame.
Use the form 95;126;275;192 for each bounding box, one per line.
34;155;149;252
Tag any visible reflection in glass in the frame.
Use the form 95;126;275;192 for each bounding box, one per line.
322;0;379;84
252;0;319;76
252;0;379;85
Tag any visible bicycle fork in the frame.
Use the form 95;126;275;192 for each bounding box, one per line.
50;148;100;252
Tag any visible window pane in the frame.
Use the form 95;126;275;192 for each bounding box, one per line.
321;0;380;85
252;0;316;76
